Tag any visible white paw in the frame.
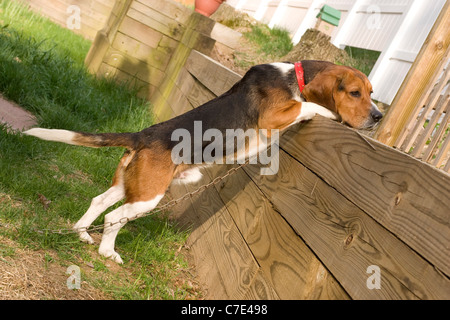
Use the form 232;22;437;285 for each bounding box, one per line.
78;231;95;245
99;248;124;264
298;102;339;122
73;223;95;244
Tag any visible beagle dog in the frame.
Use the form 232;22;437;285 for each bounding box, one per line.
24;60;382;263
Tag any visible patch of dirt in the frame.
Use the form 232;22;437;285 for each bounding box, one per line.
210;4;351;76
0;236;109;300
283;28;350;64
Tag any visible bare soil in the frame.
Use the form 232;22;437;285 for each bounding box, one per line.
210;4;351;76
0;235;109;300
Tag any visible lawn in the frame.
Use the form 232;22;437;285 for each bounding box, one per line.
0;0;200;299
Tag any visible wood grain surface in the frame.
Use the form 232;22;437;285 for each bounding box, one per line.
244;146;450;299
280;117;450;278
206;165;350;299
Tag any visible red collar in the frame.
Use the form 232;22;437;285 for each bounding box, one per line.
294;62;305;93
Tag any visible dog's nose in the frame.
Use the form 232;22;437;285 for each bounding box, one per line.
371;110;383;123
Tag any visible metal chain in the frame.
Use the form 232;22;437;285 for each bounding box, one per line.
35;162;249;235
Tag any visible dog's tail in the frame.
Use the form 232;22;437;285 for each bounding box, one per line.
24;128;137;149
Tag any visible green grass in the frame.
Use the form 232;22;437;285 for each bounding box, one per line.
244;24;293;59
344;46;381;76
0;1;197;299
0;0;91;65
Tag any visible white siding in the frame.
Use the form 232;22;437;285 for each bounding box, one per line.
227;0;446;105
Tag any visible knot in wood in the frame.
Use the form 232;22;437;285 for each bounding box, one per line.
344;234;354;246
394;193;402;206
435;40;443;50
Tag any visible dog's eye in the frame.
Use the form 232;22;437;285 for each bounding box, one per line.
350;91;361;97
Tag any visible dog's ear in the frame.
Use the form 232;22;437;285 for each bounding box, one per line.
302;69;342;114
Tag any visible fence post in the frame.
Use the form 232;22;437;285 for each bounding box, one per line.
268;0;288;28
367;0;424;104
332;0;365;49
291;0;323;44
374;0;449;146
234;0;247;10
254;0;271;21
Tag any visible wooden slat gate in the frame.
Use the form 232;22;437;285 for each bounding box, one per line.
375;1;450;172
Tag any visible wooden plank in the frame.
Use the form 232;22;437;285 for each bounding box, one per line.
118;16;163;48
172;67;216;111
170;174;271;299
182;30;216;57
184;50;242;96
112;32;171;71
206;165;350;299
210;22;242;50
102;48;166;87
25;0;111;39
128;2;184;41
422;95;450;163
401;65;450;156
157;35;179;57
165;82;193;116
241;270;279;299
281;116;450;277
97;62;150;89
167;182;228;299
244;147;450;299
185;78;217;109
135;0;192;25
375;1;450;146
174;67;198;97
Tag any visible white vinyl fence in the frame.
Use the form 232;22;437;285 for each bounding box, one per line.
227;0;446;105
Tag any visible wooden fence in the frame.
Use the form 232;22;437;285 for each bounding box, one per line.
375;1;449;172
170;116;450;299
84;0;241;123
16;0;116;40
69;0;450;299
228;0;447;105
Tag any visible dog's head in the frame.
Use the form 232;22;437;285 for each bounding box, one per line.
302;65;382;129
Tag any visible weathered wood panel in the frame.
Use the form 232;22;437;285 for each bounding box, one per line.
244;135;450;299
17;0;115;40
185;50;242;96
169;171;278;299
207;165;349;299
375;1;449;152
280;117;450;278
169;116;450;299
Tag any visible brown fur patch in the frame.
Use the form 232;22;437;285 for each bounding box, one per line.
258;88;302;133
122;144;175;203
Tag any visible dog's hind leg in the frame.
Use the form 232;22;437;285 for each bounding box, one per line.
73;152;133;244
73;184;125;244
98;195;164;263
98;148;173;263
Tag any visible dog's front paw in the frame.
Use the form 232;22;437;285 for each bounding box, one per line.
78;231;95;245
73;223;95;244
98;247;124;264
298;102;339;122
